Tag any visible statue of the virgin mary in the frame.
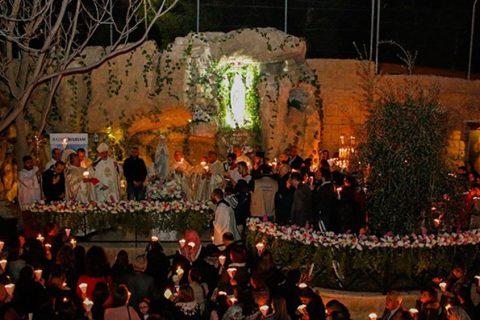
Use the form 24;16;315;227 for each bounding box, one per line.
154;135;169;179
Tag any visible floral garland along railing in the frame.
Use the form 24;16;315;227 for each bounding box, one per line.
247;218;480;250
29;200;214;235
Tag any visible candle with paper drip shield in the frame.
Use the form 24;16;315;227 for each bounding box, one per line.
83;298;94;312
369;313;378;320
0;259;7;270
0;241;4;251
82;171;90;178
218;255;226;266
79;283;88;294
255;242;265;255
260;305;269;316
178;239;186;248
4;284;15;296
227;267;237;279
34;269;43;280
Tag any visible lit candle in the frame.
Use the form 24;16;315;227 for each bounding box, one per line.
229;296;237;304
70;238;77;248
409;308;419;315
45;243;52;251
297;304;307;314
79;283;88;294
369;313;378;320
260;305;269;316
188;241;195;248
298;282;308;289
34;269;43;281
83;171;90;178
218;290;227;296
63;297;69;303
255;242;265;255
164;288;173;299
227;267;237;279
439;282;447;292
179;239;186;248
0;259;7;270
36;234;45;243
151;236;159;242
218;255;226;266
176;267;184;277
200;161;206;167
65;228;71;237
474;275;480;282
0;241;4;251
4;283;15;296
83;298;94;312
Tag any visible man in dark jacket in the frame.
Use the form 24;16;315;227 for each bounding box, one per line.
290;172;312;227
123;147;148;200
42;160;66;202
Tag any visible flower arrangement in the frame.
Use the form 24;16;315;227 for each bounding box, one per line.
146;177;185;201
247;218;480;250
29;200;213;235
247;218;480;292
191;105;212;123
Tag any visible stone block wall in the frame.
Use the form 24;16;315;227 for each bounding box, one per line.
308;58;480;157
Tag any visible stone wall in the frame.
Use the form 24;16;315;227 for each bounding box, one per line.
308;58;480;158
49;36;480;165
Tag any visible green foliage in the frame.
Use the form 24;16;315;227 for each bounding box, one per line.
32;206;213;236
247;230;480;292
360;86;450;235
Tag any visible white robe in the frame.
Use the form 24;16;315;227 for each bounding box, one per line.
213;202;240;246
92;158;120;202
18;167;42;210
65;166;95;203
208;160;225;196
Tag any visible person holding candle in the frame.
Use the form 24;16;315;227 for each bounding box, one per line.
65;153;95;203
76;246;114;306
298;286;326;320
123;146;148;201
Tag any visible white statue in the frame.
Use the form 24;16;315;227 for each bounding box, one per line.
227;74;247;128
154;135;169;179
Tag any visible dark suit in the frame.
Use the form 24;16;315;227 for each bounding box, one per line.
289;155;304;170
312;181;337;231
291;182;312;227
42;169;65;202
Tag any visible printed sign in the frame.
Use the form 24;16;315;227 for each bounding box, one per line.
49;133;89;157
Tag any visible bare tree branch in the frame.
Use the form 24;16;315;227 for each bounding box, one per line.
0;0;180;134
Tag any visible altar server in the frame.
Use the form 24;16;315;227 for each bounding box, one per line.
18;155;42;210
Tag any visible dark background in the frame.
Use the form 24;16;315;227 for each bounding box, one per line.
99;0;480;74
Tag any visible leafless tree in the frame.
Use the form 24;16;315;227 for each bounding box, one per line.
0;0;179;161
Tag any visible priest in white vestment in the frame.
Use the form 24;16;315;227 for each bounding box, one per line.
171;150;192;200
18;155;42;210
154;135;169;179
211;189;240;246
207;151;225;197
91;143;120;202
65;153;95;203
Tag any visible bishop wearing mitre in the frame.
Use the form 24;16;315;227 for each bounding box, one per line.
91;143;120;202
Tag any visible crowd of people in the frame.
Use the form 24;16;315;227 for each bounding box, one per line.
18;142;368;235
0;228;479;320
